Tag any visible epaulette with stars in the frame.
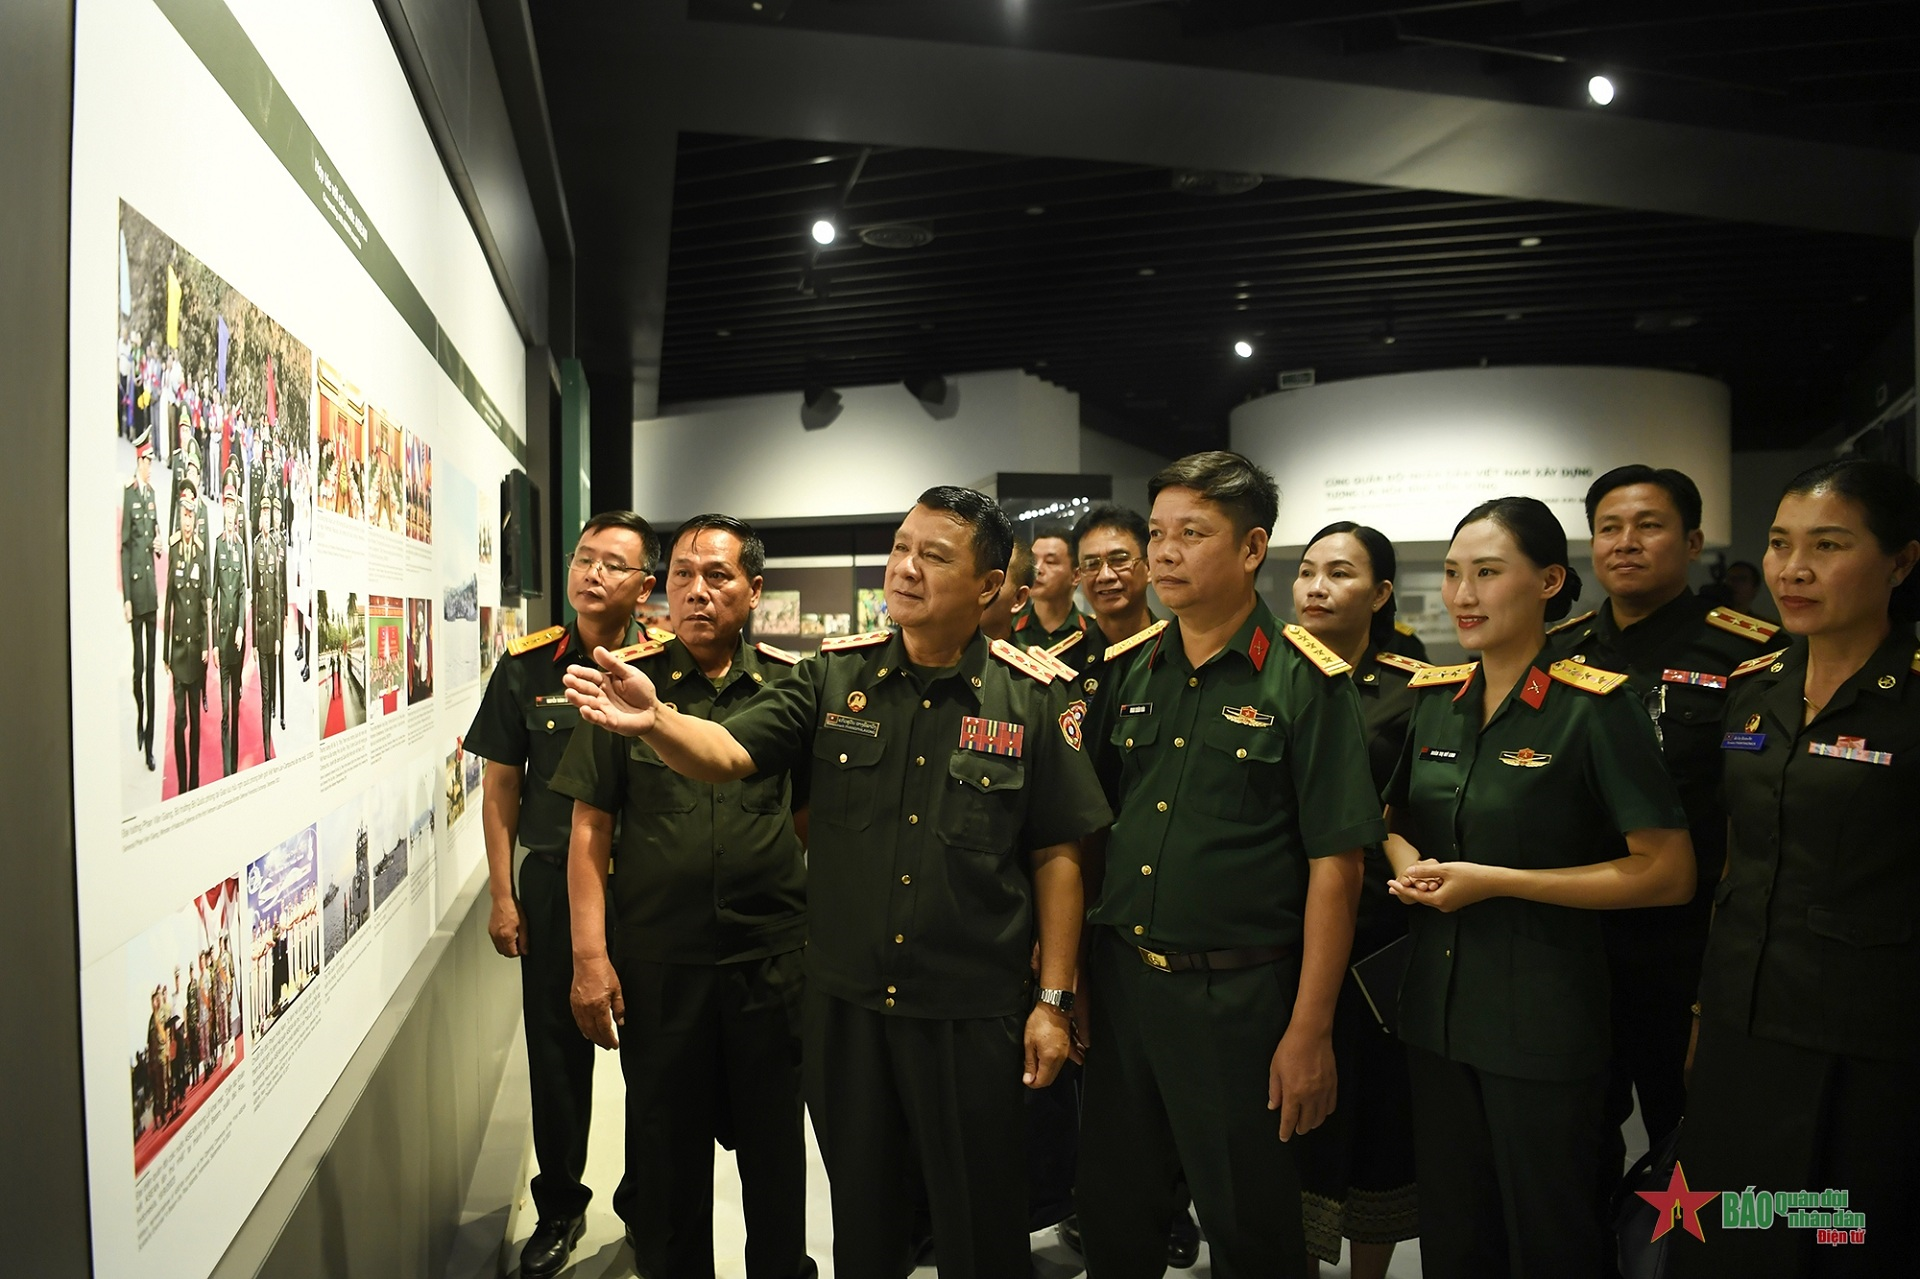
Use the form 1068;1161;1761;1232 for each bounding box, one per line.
605;638;666;664
507;624;566;657
1545;610;1596;637
1372;649;1428;675
1548;658;1628;695
1282;623;1352;677
990;637;1055;684
1730;649;1788;679
1408;661;1477;689
1705;606;1780;644
820;629;890;653
754;641;803;666
1102;618;1167;663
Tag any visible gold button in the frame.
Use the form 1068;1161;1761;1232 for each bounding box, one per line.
1362;673;1376;683
1236;748;1247;759
752;672;764;683
1878;674;1897;690
915;755;925;766
885;998;895;1007
901;875;911;885
1141;865;1153;876
546;719;555;730
1187;676;1199;687
1445;948;1452;958
839;753;848;764
1173;737;1185;748
1573;654;1586;664
1156;801;1168;812
922;699;932;709
1125;737;1135;748
895;934;905;944
971;676;982;687
672;671;684;681
1770;662;1784;673
981;775;992;786
908;814;919;824
1133;925;1145;936
886;985;897;994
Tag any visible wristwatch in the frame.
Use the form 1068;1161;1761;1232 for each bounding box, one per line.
1036;988;1075;1015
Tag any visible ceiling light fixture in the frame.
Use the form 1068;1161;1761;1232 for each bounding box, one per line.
1233;340;1254;359
1026;206;1046;216
1587;75;1616;106
811;218;837;246
1235;292;1251;300
1137;267;1156;277
1519;236;1542;248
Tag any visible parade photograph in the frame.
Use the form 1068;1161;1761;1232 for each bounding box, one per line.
315;363;365;521
367;409;404;537
367;594;405;720
404;430;432;544
244;825;321;1044
315;585;368;738
125;875;243;1176
115;202;317;815
320;796;371;964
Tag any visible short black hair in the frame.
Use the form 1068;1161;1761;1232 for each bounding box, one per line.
1724;559;1761;582
1031;524;1074;552
1004;540;1036;590
1071;504;1150;563
1583;465;1704;532
1454;495;1585;623
1782;458;1920;621
579;510;660;572
915;486;1014;576
1302;521;1399;649
1148;451;1280;548
669;514;765;579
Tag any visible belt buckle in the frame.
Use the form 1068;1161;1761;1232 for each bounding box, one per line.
1137;946;1171;971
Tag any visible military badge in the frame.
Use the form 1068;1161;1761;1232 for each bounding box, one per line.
1498;747;1552;768
1221;705;1275;728
1083;677;1098;694
1059;700;1087;752
1662;669;1728;690
1744;714;1762;732
848;691;868;713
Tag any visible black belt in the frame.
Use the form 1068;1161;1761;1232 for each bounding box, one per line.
525;845;567;867
1134;941;1295;973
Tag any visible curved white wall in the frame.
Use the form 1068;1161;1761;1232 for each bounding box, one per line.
1231;366;1731;552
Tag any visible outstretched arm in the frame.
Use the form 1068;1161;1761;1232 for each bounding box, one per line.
563;646;756;781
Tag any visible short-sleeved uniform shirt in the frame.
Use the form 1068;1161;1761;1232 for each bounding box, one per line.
1384;652;1688;1081
724;628;1112;1020
1547;595;1778;899
1699;632;1920;1065
549;635;808;967
1351;646;1423;959
1090;598;1387;953
465;623;628;855
1012;603;1089;658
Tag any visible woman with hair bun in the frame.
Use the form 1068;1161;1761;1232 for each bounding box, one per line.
1382;495;1695;1278
1673;458;1920;1279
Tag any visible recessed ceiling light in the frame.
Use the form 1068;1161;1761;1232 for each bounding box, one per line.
1505;313;1522;321
1383;335;1397;345
716;329;732;337
1235;280;1250;288
811;219;837;245
1235;292;1251;300
1137;267;1156;277
1587;75;1616;106
1233;340;1254;359
1519;236;1542;248
1026;206;1046;216
1235;304;1249;311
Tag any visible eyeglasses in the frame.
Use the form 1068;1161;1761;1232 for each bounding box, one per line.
569;552;642;579
1077;551;1144;576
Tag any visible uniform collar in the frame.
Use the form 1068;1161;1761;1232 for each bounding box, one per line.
660;632;759;692
1598;587;1702;653
873;627;989;706
1459;646;1554;725
557;618;635;666
1762;629;1915;733
1152;595;1278;673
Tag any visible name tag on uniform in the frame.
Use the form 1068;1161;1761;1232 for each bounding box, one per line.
823;713;880;737
1118;703;1153;717
535;694;569;707
1808;740;1893;766
1721;732;1766;751
190;563;200;581
1419;746;1458;762
1662;669;1728;690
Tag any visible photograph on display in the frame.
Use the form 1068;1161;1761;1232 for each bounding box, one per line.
116;202;318;816
480;606;496;675
367;595;404;719
366;409;403;536
369;773;410;911
245;825;321;1042
406;596;435;704
443;740;467;824
857;588;890;634
320;797;370;963
637;596;670;630
315;363;365;520
463;746;484;799
315;586;367;737
406;761;435;878
437;467;480;689
404;431;431;543
126;875;243;1176
758;590;801;635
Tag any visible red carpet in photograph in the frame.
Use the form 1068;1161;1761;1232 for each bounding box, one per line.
132;1037;246;1175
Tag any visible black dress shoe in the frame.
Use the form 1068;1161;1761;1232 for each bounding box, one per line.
521;1215;584;1278
1167;1207;1200;1269
1056;1215;1083;1256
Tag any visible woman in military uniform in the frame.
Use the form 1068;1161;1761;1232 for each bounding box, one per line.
1383;496;1694;1279
1289;522;1423;1279
1674;459;1920;1279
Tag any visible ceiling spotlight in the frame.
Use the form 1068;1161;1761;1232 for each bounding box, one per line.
1519;236;1542;248
1235;280;1250;288
1587;75;1616;106
1233;340;1254;359
1235;292;1251;300
1137;267;1156;277
716;329;732;337
1383;335;1397;346
810;218;837;246
1026;206;1046;216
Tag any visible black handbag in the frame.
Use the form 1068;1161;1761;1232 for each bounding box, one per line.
1612;1118;1686;1279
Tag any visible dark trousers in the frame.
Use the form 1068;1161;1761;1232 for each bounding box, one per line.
613;949;810;1279
516;852;596;1221
172;673;202;791
131;612;156;751
1408;1045;1606;1279
804;989;1028;1279
218;650;243;775
1077;928;1308;1279
257;643;276;758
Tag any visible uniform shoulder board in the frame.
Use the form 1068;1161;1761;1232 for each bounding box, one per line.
753;641;802;666
645;624;675;644
820;628;891;653
1730;649;1787;679
1372;649;1428;675
606;638;666;664
1545;609;1596;637
1045;630;1085;659
1393;619;1417;637
1029;644;1079;681
507;624;566;657
1705;606;1779;643
990;637;1055;684
1407;661;1477;689
1282;623;1353;677
1911;648;1920;675
1103;618;1168;663
1548;658;1628;695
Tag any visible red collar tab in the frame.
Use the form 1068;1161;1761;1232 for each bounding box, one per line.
1248;626;1270;672
1519;666;1550;709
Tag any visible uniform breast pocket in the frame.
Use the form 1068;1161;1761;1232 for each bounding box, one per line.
626;736;698;815
811;731;886;831
939;751;1026;853
1193;719;1285;821
739;770;788;815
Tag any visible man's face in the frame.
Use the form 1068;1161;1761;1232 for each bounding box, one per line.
666;528;761;649
1147;486;1264;616
1030;537;1075;605
1076;525;1149;621
223;499;239;536
1590;483;1700;607
137;452;151;483
566;526;655;622
180;503;197;543
886;504;1002;632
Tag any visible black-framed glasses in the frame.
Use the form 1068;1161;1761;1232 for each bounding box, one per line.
1078;551;1143;576
569;552;641;579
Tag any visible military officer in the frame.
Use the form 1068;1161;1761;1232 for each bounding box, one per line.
978;540;1033;643
1076;453;1383;1279
1065;503;1165;808
164;486;210;793
1383;496;1693;1279
1547;464;1781;1214
1675;459;1920;1279
464;511;658;1279
1012;524;1089;653
565;486;1111;1279
252;494;284;760
553;514;815;1279
211;486;250;777
124;430;162;770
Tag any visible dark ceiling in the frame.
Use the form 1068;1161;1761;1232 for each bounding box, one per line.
657;131;1910;451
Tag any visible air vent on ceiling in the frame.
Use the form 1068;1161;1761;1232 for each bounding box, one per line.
858;223;935;249
1277;368;1316;391
1170;170;1263;196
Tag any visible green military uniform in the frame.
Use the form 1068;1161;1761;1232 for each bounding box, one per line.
211;518;249;776
1674;633;1920;1279
123;473;161;766
164;520;209;792
1546;597;1777;1198
549;634;813;1279
721;627;1110;1279
1061;617;1164;806
1385;651;1686;1279
251;500;285;759
1078;600;1387;1279
1297;645;1425;1263
1011;601;1089;658
465;621;633;1225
